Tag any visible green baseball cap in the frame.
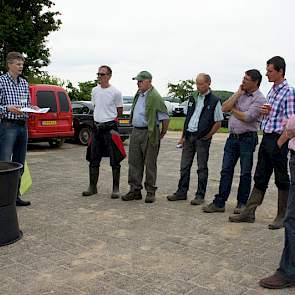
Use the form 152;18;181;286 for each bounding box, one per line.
132;71;152;81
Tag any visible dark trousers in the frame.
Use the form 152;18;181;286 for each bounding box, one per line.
214;132;258;207
176;133;211;198
0;121;28;175
277;152;295;280
128;128;160;194
254;133;289;192
89;121;120;169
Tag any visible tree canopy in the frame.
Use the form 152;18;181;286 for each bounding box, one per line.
168;79;233;103
0;0;61;75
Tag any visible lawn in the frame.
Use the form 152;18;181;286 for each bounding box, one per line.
168;117;228;133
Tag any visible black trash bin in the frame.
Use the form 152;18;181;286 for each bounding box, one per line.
0;161;23;246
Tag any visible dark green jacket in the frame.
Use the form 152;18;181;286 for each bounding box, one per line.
131;87;168;144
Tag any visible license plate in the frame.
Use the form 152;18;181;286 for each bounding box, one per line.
42;120;57;126
119;119;129;124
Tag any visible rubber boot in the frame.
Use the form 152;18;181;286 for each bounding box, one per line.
82;166;99;196
268;190;288;230
229;187;264;223
111;167;120;199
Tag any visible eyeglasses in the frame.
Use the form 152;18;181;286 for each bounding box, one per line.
137;80;144;83
97;73;108;77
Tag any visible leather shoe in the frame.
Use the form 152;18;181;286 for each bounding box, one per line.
203;202;225;213
233;202;246;214
121;190;142;201
259;272;295;289
16;196;31;206
190;197;204;205
167;193;187;201
145;193;155;203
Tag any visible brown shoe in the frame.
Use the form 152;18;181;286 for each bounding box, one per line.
190;197;204;205
259;273;295;289
233;202;246;214
202;202;225;213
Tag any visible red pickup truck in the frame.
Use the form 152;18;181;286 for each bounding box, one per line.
28;84;74;147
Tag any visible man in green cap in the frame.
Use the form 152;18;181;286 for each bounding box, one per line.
122;71;169;203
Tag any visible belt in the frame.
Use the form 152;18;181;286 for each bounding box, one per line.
263;132;281;137
134;126;148;130
94;120;116;129
0;118;26;126
230;131;257;139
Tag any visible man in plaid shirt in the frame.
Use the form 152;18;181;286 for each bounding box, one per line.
229;56;295;229
0;52;38;206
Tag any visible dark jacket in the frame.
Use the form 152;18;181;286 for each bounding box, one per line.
183;91;220;139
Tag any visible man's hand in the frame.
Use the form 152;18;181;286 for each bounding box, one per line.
237;84;245;96
260;103;271;116
7;105;23;115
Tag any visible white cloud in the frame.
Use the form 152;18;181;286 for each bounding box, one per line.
46;0;295;96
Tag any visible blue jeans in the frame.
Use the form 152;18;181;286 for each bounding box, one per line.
176;133;211;198
0;121;28;174
277;152;295;281
214;133;258;207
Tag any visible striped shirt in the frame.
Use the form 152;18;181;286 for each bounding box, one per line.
261;79;295;134
0;73;31;120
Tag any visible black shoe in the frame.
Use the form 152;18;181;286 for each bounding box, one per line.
167;193;187;201
16;196;31;206
145;193;155;203
122;190;142;201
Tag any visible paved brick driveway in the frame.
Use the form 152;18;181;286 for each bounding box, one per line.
0;132;292;294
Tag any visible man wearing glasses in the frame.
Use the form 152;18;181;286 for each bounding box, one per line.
202;70;266;214
82;65;123;199
122;71;169;203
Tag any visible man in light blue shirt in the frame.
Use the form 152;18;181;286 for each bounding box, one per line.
167;73;223;204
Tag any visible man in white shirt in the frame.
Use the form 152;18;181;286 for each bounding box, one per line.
82;65;123;198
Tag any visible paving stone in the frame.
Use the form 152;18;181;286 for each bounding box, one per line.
0;134;290;294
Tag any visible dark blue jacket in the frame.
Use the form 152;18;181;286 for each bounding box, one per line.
183;92;220;139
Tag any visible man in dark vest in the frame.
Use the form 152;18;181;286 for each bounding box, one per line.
167;73;223;204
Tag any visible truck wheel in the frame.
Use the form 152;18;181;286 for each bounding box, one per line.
78;127;92;145
48;138;65;148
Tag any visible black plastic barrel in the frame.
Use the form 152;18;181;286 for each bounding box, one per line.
0;161;23;246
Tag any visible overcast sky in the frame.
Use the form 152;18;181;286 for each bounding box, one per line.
46;0;295;97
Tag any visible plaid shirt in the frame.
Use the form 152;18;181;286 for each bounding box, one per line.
0;72;31;120
261;79;295;134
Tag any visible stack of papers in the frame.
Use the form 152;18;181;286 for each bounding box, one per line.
20;107;50;113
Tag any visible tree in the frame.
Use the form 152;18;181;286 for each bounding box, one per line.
167;79;194;102
28;72;64;86
66;80;97;101
168;79;234;103
0;0;61;75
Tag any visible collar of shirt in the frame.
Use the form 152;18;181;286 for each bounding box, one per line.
6;72;21;84
272;79;287;94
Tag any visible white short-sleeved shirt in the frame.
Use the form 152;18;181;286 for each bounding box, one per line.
91;85;123;123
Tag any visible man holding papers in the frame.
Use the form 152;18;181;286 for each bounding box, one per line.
0;52;39;206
